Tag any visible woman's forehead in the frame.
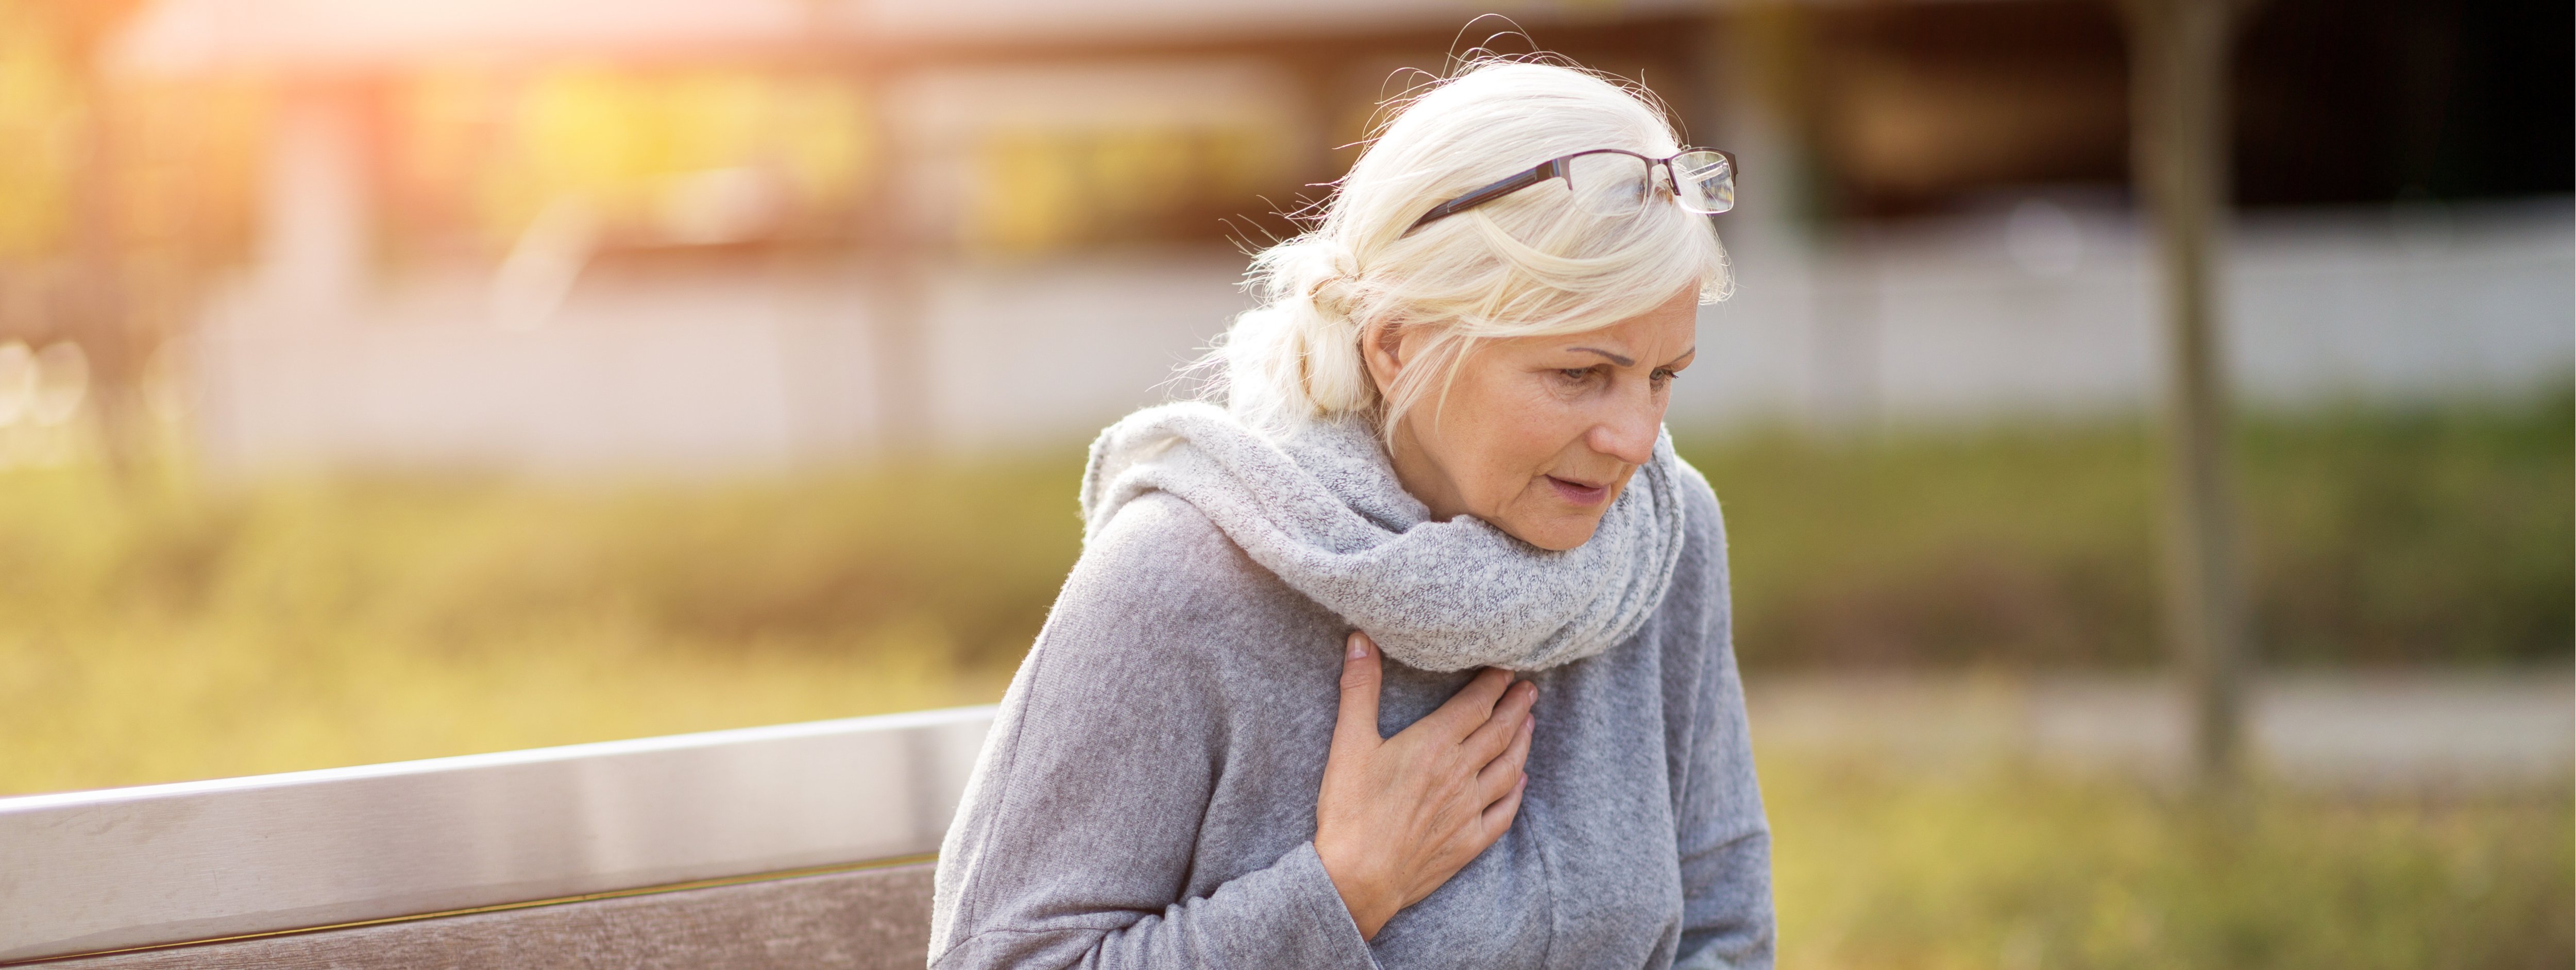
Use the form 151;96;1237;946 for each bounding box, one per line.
1529;295;1699;356
1514;324;1694;364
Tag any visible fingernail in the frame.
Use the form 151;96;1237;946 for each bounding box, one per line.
1347;634;1368;660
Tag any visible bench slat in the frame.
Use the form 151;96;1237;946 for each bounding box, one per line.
0;708;992;963
45;863;938;970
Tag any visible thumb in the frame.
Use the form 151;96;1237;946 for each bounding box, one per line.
1333;631;1384;752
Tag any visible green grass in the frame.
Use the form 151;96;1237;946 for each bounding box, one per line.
0;459;1080;793
1691;390;2573;668
1763;757;2573;970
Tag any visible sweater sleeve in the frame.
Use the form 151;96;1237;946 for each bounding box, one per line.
1670;489;1777;970
928;496;1378;970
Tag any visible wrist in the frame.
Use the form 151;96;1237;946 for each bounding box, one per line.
1314;837;1397;940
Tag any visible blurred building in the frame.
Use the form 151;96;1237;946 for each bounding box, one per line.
69;0;2576;470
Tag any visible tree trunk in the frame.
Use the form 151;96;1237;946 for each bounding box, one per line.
2124;0;2251;785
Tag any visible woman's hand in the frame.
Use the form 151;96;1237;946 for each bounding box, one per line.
1314;631;1536;940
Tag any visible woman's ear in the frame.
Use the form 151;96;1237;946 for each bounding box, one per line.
1360;320;1405;396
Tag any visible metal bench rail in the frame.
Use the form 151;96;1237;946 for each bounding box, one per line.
0;706;996;966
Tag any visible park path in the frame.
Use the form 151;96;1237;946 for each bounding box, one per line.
1743;666;2572;789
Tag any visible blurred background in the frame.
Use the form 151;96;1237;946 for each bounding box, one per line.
0;0;2567;965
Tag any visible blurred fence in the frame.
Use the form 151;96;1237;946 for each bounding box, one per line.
1692;197;2573;429
163;196;2573;471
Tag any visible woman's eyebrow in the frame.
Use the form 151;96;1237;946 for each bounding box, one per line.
1567;347;1636;367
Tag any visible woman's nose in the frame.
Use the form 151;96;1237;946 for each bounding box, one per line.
1586;397;1660;466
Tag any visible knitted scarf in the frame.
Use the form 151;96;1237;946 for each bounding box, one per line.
1080;402;1688;672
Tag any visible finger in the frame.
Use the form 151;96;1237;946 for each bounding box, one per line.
1476;712;1534;802
1422;668;1514;740
1476;775;1528;845
1459;680;1536;763
1332;632;1384;754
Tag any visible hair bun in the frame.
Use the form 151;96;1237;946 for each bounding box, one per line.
1293;241;1362;320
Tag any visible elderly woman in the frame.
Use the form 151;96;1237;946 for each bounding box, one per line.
929;61;1772;969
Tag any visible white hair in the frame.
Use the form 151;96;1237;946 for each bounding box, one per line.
1207;59;1730;436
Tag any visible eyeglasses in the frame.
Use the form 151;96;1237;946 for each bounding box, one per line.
1406;148;1736;234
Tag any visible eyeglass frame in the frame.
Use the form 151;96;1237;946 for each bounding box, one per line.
1404;147;1737;234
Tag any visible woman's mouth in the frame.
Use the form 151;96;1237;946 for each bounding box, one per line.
1546;475;1611;506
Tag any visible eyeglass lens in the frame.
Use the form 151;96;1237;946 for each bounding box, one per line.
1564;152;1655;218
1562;151;1735;218
1671;150;1734;214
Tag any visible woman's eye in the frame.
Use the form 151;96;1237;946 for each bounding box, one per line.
1560;368;1593;381
1651;368;1677;388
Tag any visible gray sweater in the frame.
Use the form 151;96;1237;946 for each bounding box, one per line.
928;475;1773;968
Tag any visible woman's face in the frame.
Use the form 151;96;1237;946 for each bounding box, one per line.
1366;286;1700;551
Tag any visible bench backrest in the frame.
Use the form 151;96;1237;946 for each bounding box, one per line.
0;707;994;967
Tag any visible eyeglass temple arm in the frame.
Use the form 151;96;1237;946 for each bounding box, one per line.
1405;158;1567;233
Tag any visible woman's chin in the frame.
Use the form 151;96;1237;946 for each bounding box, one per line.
1495;509;1609;552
